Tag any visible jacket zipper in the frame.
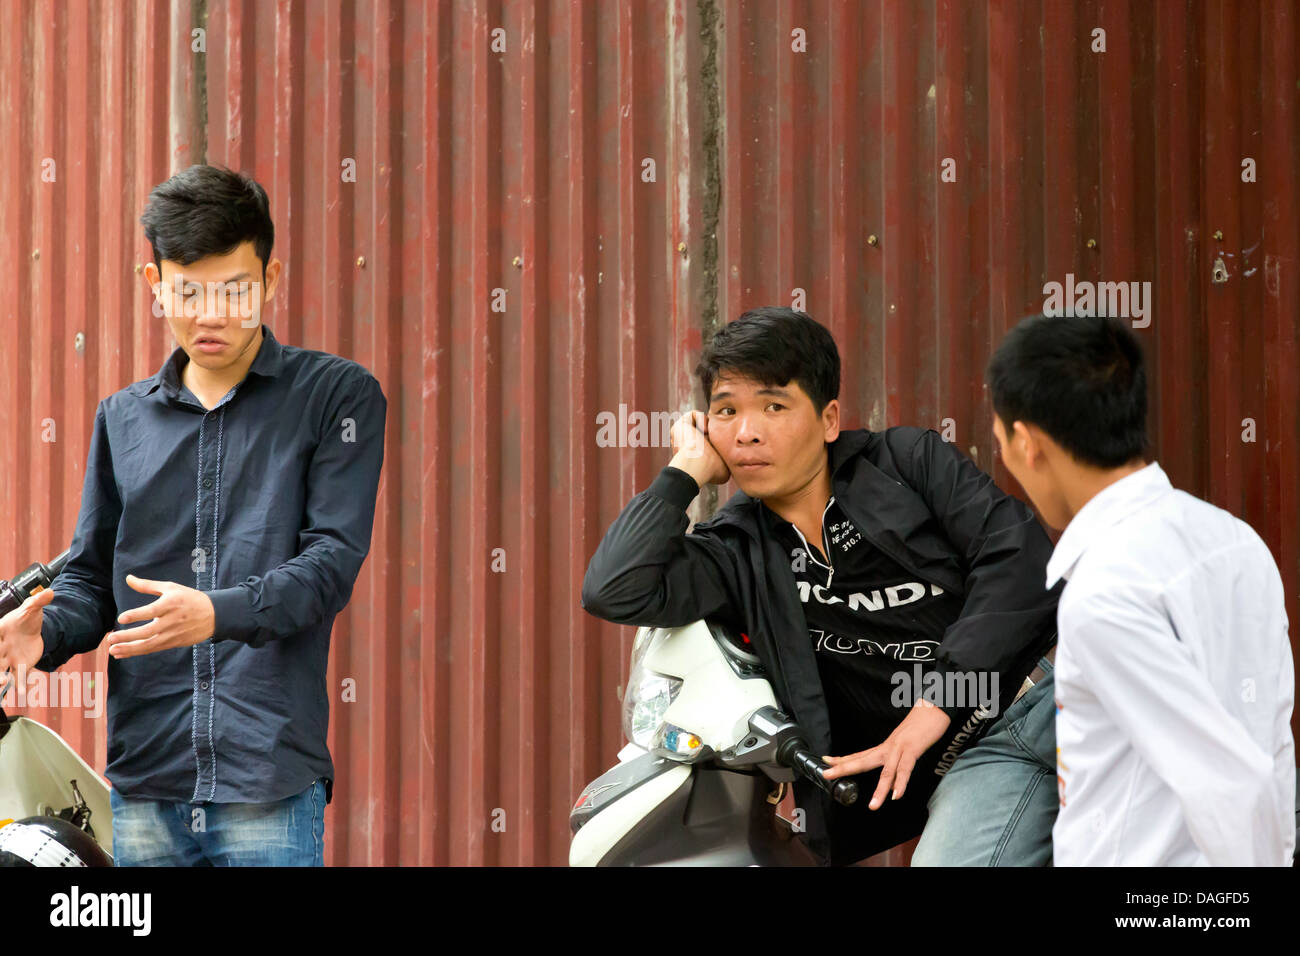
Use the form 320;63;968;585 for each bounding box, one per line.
790;496;836;589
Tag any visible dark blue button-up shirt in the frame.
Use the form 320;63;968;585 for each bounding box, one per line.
36;325;386;806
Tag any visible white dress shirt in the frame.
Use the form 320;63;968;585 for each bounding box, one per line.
1047;462;1295;866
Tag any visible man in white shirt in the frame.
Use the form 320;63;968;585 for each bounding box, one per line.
984;312;1295;866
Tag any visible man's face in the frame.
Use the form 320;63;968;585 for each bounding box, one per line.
705;373;839;499
145;240;281;373
992;414;1071;530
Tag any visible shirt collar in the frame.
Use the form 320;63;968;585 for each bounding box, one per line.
128;325;285;399
1045;461;1172;589
828;429;871;475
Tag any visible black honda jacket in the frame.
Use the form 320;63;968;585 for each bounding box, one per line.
581;426;1062;866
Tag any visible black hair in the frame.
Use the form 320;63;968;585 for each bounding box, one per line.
140;165;274;282
695;308;841;414
985;313;1149;469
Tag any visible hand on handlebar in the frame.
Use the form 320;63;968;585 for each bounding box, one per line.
820;697;952;810
0;587;54;683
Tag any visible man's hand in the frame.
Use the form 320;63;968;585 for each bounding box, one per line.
820;698;952;810
103;574;216;659
668;410;731;487
0;586;55;680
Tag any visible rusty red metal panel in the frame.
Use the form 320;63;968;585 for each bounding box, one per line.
934;0;991;472
1259;0;1300;727
2;0;1297;870
1151;0;1205;500
411;0;455;868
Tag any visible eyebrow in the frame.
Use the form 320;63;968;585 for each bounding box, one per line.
709;387;793;403
177;272;253;286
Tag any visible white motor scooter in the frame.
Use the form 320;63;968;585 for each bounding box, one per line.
0;551;114;866
569;619;858;866
571;621;1300;867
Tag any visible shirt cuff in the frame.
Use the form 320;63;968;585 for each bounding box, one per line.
206;586;256;643
35;614;65;673
646;466;701;511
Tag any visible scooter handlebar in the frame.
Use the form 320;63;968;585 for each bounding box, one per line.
748;707;861;807
788;748;859;806
0;549;71;618
0;550;71;702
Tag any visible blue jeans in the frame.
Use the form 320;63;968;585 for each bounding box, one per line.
109;779;326;866
910;655;1057;866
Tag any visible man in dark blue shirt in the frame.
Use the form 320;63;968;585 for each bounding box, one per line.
0;165;386;865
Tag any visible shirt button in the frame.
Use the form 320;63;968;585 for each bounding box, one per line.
203;478;213;488
200;681;209;690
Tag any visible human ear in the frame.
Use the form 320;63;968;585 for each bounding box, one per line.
822;398;841;442
262;258;284;301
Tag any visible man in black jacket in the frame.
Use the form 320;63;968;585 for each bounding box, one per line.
581;308;1061;865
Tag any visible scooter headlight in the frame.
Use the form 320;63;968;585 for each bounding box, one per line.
622;663;681;750
619;627;707;762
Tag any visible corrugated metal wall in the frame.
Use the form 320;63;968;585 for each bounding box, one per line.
1;0;1296;866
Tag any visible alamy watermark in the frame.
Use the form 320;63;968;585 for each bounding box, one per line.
595;404;707;454
151;275;261;327
890;663;999;717
0;666;104;719
1042;273;1151;328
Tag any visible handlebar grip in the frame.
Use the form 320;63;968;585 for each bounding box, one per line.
47;549;71;579
831;778;858;806
0;583;21;619
0;550;71;618
790;749;859;806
